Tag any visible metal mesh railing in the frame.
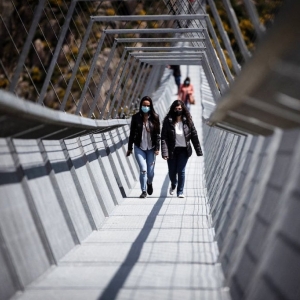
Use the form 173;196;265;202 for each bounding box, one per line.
0;0;289;138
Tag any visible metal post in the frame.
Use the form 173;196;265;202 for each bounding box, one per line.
206;0;241;74
221;0;252;61
139;59;202;65
202;52;221;102
9;0;47;93
116;37;205;43
149;66;161;96
87;40;118;117
128;63;147;111
206;16;234;82
91;14;207;22
133;55;202;60
110;56;135;120
60;19;94;111
74;33;107;115
130;51;202;57
203;30;228;94
38;0;77;104
122;61;142;114
142;66;155;96
242;0;265;40
104;28;205;35
125;46;204;51
132;64;150;107
98;48;128;119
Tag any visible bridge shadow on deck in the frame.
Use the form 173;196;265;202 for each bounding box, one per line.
98;174;169;300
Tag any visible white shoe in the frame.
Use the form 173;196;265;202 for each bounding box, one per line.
178;194;185;198
169;186;175;195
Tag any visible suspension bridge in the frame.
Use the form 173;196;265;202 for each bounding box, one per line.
0;1;300;299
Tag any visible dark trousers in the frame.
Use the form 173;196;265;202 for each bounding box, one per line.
167;147;189;196
174;75;181;93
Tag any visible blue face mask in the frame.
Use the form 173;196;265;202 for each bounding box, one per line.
141;106;150;113
185;81;190;85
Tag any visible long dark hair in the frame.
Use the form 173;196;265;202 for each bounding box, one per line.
165;100;193;128
139;96;160;132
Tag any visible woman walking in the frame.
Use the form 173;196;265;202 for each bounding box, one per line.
127;96;161;198
179;77;194;111
161;100;202;198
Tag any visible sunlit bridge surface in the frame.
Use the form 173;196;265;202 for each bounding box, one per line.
1;1;300;300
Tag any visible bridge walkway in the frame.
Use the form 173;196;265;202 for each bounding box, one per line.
13;65;227;300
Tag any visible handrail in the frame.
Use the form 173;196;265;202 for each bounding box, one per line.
0;90;128;140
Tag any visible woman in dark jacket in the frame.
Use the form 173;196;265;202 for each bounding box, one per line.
161;100;202;197
127;96;160;198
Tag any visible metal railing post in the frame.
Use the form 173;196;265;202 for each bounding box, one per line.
60;19;94;111
9;0;47;93
206;0;241;74
133;63;150;103
206;16;234;82
122;61;142;114
87;40;118;117
128;63;147;111
38;0;77;104
98;48;128;119
242;0;265;40
203;30;228;94
110;55;135;119
74;32;107;115
142;66;155;97
202;52;221;101
221;0;252;61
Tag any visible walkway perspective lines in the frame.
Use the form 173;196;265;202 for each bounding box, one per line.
12;66;227;300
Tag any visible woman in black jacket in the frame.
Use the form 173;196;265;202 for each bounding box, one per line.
127;96;161;198
161;100;202;198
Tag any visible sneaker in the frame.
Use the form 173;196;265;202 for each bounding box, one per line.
169;185;176;195
178;194;185;198
147;182;153;195
140;191;147;198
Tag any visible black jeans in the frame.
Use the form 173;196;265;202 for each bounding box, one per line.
167;147;189;196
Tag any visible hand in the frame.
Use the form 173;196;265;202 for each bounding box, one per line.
155;151;159;155
163;156;168;160
126;150;132;157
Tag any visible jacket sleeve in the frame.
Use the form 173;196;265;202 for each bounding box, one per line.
128;115;136;151
189;84;194;95
155;126;161;152
178;84;183;100
190;122;203;156
161;119;169;157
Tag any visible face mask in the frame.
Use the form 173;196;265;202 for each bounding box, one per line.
174;110;183;116
185;81;190;85
141;106;150;113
